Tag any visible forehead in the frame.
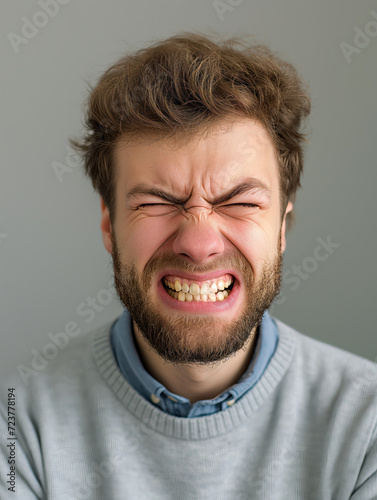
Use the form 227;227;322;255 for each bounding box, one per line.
114;117;279;194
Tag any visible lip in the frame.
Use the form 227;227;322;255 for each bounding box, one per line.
156;269;242;284
157;276;242;315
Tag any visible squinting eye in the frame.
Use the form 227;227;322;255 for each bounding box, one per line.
224;203;258;208
138;203;173;208
136;203;178;215
140;204;163;206
137;203;259;210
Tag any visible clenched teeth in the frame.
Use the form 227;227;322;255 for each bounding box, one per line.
163;274;234;295
166;288;230;302
163;274;235;302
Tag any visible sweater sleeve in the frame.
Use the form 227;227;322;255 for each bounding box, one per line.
350;417;377;499
0;382;44;499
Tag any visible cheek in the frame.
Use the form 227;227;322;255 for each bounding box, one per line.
225;221;275;270
118;218;171;261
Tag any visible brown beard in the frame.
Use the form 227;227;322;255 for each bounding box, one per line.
111;231;283;366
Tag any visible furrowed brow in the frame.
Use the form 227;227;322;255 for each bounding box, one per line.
126;184;189;205
210;179;271;204
126;178;271;205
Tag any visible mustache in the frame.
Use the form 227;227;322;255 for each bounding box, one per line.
144;251;252;278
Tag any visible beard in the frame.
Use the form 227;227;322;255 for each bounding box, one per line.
111;232;283;366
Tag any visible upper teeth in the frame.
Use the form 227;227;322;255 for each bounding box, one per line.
163;274;234;295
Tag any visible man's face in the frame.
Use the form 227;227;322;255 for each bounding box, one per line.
101;117;292;365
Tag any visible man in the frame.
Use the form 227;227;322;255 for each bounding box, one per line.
1;33;376;499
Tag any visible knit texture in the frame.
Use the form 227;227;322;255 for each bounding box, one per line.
1;315;376;499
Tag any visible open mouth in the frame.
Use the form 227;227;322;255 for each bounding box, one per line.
161;275;236;303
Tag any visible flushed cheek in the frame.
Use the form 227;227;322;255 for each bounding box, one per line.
223;222;272;266
118;219;173;261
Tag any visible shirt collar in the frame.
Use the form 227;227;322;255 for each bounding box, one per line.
110;308;279;413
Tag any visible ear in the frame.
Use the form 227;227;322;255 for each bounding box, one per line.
100;197;113;255
280;201;293;253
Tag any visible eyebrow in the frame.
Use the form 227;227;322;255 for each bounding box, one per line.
126;178;271;205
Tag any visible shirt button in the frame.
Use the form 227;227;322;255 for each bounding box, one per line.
167;396;178;402
227;399;236;406
150;394;161;404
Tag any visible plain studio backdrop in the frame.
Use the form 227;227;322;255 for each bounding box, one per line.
1;0;376;379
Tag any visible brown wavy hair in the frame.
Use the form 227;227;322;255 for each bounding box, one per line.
70;32;311;229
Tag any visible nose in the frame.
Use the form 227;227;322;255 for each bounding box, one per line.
171;205;225;264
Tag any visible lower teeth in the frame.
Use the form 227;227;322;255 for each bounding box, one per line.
164;284;233;302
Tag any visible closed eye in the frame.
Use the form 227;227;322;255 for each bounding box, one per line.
223;203;258;208
138;204;169;207
138;203;258;208
232;203;256;207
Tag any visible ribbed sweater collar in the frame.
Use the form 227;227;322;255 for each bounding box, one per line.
92;316;295;440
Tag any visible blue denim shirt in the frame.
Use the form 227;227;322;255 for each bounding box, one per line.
110;308;279;418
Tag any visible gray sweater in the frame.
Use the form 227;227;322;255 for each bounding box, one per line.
1;316;377;499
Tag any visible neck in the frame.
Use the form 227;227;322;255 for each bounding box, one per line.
132;321;259;404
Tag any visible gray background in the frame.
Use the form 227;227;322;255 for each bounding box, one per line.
1;0;376;379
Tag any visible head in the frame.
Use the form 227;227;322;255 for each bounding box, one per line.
71;33;310;365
